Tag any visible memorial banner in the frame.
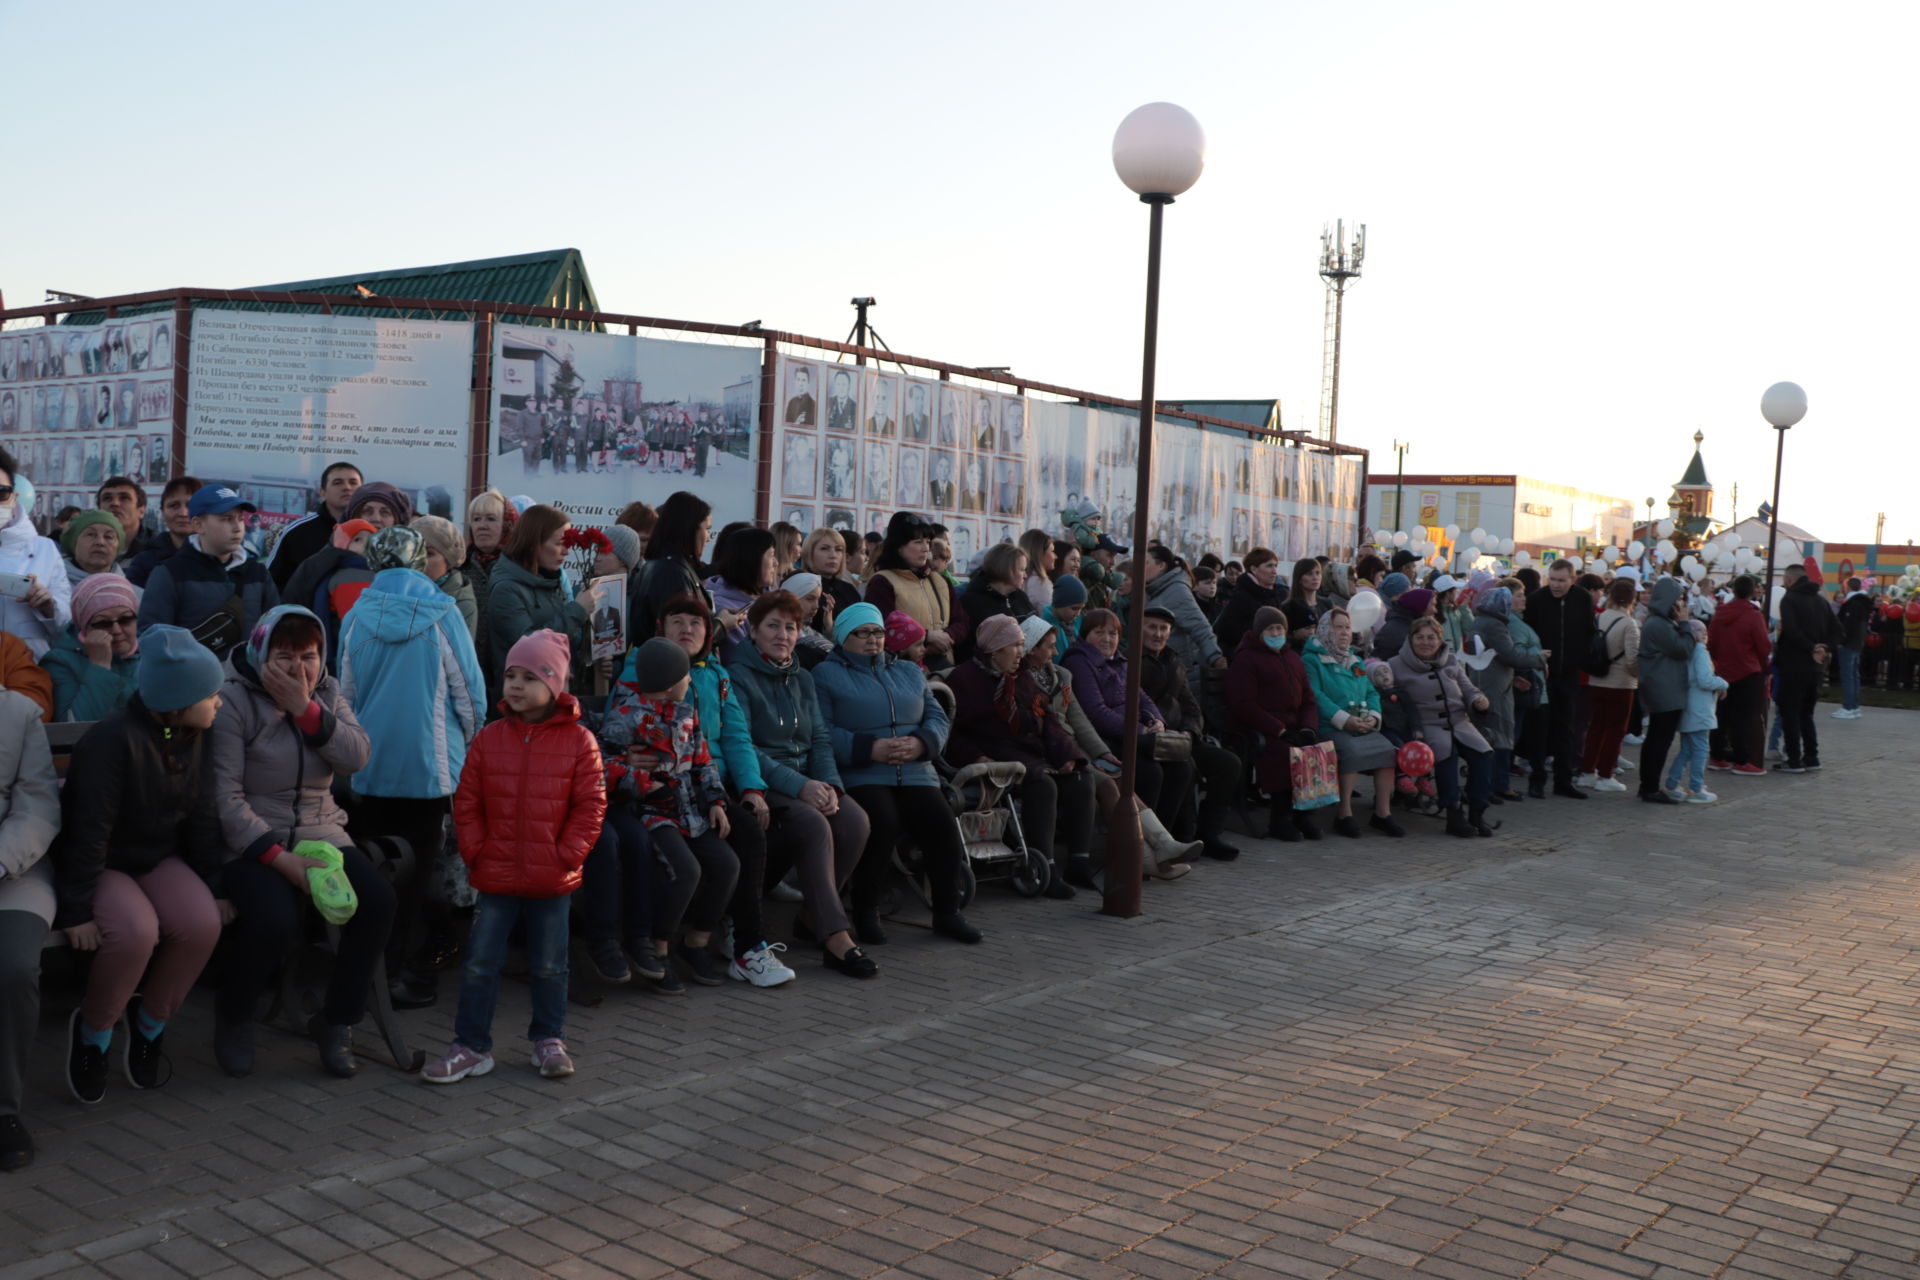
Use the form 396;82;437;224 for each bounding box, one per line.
186;309;473;523
492;327;760;527
0;317;176;524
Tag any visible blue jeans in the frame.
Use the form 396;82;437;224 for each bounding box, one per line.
1664;730;1708;794
1839;647;1862;710
1434;744;1494;811
455;891;571;1054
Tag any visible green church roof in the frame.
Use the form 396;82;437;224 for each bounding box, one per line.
1678;448;1709;488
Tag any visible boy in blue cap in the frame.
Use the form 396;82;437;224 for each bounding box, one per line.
136;485;279;658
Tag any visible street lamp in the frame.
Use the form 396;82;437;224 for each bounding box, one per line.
1758;382;1807;622
1391;440;1411;535
1106;101;1205;919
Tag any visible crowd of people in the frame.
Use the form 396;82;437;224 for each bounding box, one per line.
0;451;1891;1173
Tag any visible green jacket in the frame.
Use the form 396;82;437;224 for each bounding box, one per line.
40;626;139;722
1302;637;1380;729
436;567;479;641
724;642;841;798
479;557;588;709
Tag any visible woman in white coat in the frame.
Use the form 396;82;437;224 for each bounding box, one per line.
0;688;64;1170
0;463;72;658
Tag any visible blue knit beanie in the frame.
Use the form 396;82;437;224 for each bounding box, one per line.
1051;574;1088;608
1380;572;1411;602
138;625;226;713
833;602;884;646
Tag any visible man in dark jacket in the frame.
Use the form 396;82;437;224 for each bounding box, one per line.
1833;578;1875;718
1524;559;1595;798
265;461;361;590
1141;606;1241;860
136;486;281;659
1775;565;1838;771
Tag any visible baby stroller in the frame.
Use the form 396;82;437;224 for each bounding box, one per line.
883;683;1049;914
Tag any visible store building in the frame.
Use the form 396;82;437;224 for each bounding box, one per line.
1367;474;1636;555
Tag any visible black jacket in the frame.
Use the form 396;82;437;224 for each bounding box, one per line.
953;585;1035;663
1776;578;1840;674
1212;575;1286;655
628;555;706;645
1837;593;1875;650
52;698;225;927
125;535;187;588
1526;583;1596;684
264;504;339;591
1139;644;1203;735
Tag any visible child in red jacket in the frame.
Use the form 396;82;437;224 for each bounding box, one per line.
425;630;606;1084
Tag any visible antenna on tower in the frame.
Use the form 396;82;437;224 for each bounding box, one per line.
1317;220;1365;444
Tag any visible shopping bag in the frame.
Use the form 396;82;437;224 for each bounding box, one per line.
1288;740;1340;811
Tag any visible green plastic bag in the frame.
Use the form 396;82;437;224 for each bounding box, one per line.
294;840;358;926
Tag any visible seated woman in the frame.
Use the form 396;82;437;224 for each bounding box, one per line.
705;527;781;665
1138;605;1240;859
812;602;980;946
955;542;1034;662
945;615;1091;899
1390;617;1498;836
1061;609;1195;818
210;606;398;1077
53;628;227;1104
727;591;875;978
1302;606;1405;839
42;575;142;721
1227;604;1321;842
0;685;62;1170
1019;616;1191;884
777;571;835;670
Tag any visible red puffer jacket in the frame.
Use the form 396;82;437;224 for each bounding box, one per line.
453;694;607;898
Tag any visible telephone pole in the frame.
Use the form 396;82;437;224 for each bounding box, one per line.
1316;221;1366;443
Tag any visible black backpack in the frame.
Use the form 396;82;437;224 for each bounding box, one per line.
1583;617;1621;678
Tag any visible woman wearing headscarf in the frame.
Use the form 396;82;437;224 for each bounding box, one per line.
42;574;141;721
778;570;835;669
1391;617;1498;837
812;602;980;946
1635;577;1695;805
945;614;1092;899
1227;604;1321;843
410;515;479;640
1466;583;1545;803
1302;606;1403;838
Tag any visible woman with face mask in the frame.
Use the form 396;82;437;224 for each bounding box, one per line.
1227;604;1321;842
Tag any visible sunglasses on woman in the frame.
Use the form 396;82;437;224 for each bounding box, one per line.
86;613;138;632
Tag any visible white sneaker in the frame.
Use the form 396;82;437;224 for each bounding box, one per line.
1575;772;1598;788
1615;758;1634;772
1622;734;1645;746
1685;790;1718;804
1592;777;1628;792
728;941;797;988
1766;748;1785;763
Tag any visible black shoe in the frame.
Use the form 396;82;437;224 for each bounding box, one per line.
308;1015;359;1078
1043;865;1078;899
626;939;667;981
66;1009;107;1105
1775;761;1806;773
0;1115;31;1172
851;911;890;947
1446;807;1476;838
214;1014;254;1079
123;995;169;1091
1527;778;1547;800
932;912;983;944
1639;790;1681;804
1064;853;1099;890
823;944;880;978
1495;789;1524;803
1295;812;1323;841
1268;813;1302;843
1332;816;1362;839
648;963;687;996
1802;758;1822;771
1552;784;1589;800
587;938;631;984
1468;806;1500;837
1202;838;1241;861
387;973;438;1010
1367;815;1405;838
673;940;727;986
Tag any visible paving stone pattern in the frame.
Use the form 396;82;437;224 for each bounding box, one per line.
5;711;1920;1278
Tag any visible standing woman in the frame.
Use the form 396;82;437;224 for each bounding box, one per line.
1287;557;1326;622
0;460;72;658
629;491;712;645
1019;529;1057;610
812;602;981;945
865;513;969;671
461;488;514;635
1138;545;1226;700
956;542;1034;661
1635;578;1693;805
1577;577;1640;791
52;629;227;1103
1390;618;1498;837
727;591;876;977
1467;584;1544;802
480;504;589;710
1301;607;1404;838
0;686;61;1169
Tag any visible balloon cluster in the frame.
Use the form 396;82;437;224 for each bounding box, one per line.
1885;564;1920;605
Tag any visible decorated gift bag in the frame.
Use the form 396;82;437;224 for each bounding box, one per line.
1288;740;1340;811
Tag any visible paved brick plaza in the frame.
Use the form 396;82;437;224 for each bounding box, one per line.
6;711;1919;1279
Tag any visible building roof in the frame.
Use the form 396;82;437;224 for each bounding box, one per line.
1676;430;1710;488
1163;400;1282;433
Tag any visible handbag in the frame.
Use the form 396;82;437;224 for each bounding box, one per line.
1147;730;1192;763
1288;739;1340;810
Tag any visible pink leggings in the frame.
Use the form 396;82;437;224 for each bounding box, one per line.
81;858;222;1033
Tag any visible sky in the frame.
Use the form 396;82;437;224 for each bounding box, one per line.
3;0;1915;545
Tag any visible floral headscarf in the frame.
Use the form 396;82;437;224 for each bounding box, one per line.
1315;606;1353;664
244;604;323;677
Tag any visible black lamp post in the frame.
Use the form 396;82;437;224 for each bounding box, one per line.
1758;381;1807;624
1104;102;1206;918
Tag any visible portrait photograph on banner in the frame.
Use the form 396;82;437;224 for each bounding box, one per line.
935;384;964;447
863;439;894;507
782;358;820;427
821;363;860;432
969;390;998;452
781;430;818;499
901;377;933;442
958;452;988;514
822;435;858;503
779;503;816;534
999;395;1027;454
863;370;899;437
894;446;925;513
926;447;958;511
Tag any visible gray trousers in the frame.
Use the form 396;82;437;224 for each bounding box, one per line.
0;908;48;1119
764;791;868;939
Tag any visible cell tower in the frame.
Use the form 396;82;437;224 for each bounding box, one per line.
1317;220;1366;443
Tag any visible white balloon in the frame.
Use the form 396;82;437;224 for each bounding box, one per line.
1460;545;1479;563
1567;556;1584;572
1469;527;1488;546
1443;524;1460;542
1686;559;1706;581
1657;518;1675;537
1724;531;1742;549
1656;539;1677;562
1391;531;1409;547
1514;550;1532;567
1626;541;1645;561
1601;546;1618;563
1770;585;1786;613
1701;544;1721;564
1499;537;1515;555
1348;587;1385;633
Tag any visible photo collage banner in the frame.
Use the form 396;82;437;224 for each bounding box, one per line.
0;317;177;519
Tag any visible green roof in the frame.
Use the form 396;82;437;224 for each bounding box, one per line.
67;248;600;328
1165;400;1282;433
1678;447;1709;488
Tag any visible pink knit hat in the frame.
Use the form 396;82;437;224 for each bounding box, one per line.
973;614;1024;655
504;629;571;699
72;574;142;654
884;610;926;654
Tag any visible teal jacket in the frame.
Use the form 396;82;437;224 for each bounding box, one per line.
480;556;589;710
1042;603;1080;661
618;647;766;795
1303;638;1380;729
725;643;841;798
41;626;139;721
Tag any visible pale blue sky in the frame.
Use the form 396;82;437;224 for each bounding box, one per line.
4;0;1913;544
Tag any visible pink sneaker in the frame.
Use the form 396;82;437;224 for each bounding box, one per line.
532;1038;575;1078
421;1043;494;1084
1730;763;1767;777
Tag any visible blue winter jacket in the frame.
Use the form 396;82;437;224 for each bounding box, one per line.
338;568;485;798
1679;640;1728;734
617;647;766;794
136;538;279;658
726;643;842;797
810;647;950;790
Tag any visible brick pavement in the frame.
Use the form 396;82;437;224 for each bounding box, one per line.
5;710;1920;1278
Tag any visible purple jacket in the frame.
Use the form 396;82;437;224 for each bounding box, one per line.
1061;638;1161;745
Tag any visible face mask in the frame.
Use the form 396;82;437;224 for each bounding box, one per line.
1263;634;1286;651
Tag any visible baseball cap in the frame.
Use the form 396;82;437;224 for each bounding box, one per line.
188;485;256;518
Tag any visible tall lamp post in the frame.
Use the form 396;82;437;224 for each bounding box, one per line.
1105;102;1205;919
1759;381;1807;624
1391;439;1411;534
